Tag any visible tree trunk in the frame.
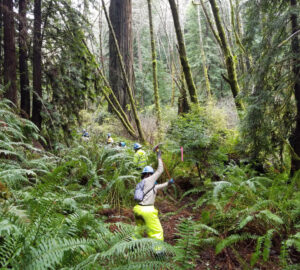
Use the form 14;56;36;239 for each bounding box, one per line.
32;0;42;129
98;2;105;72
0;0;3;85
178;70;190;114
108;0;134;116
102;0;145;143
147;0;162;136
19;0;30;118
3;0;17;105
197;5;211;99
168;0;199;107
171;62;175;107
208;0;244;111
290;0;300;173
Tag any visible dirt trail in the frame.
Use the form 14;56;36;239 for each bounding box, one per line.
97;197;197;244
98;197;283;270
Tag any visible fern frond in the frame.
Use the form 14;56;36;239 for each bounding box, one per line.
238;215;254;230
257;209;283;225
216;233;253;254
213;181;232;198
109;261;180;270
26;238;95;270
263;229;275;261
0;220;20;235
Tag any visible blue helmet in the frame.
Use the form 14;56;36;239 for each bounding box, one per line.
134;143;142;150
142;166;154;174
119;142;126;147
107;133;111;137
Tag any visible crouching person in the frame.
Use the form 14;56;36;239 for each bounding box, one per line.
133;149;174;242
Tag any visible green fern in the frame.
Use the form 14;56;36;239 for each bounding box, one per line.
215;233;253;255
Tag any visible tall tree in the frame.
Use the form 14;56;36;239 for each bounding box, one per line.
109;0;134;115
0;0;3;84
32;0;42;128
19;0;30;117
3;0;17;105
168;0;199;107
290;0;300;173
102;0;145;142
196;4;211;99
147;0;162;136
200;0;244;111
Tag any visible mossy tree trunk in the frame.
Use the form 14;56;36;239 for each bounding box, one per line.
196;5;211;100
102;0;146;143
290;0;300;173
168;0;199;107
229;0;251;74
178;70;190;114
147;0;162;137
208;0;244;111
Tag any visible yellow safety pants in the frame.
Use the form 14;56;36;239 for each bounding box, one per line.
133;205;164;241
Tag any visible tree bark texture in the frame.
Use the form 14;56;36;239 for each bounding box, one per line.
290;0;300;173
3;0;17;105
0;0;3;85
168;0;199;106
109;0;134;115
102;0;145;143
178;70;190;114
19;0;30;117
208;0;244;111
147;0;162;135
32;0;42;128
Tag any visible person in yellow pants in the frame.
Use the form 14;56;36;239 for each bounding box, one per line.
133;149;174;242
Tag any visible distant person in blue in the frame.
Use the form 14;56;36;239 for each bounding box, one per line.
82;129;90;141
119;142;126;147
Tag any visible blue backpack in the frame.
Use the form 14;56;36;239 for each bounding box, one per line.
134;179;155;202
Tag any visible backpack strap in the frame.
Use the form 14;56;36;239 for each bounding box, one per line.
143;183;156;198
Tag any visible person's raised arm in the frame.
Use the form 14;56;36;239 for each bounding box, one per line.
145;150;164;187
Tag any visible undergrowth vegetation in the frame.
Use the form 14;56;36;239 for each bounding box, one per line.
1;99;299;269
0;99;177;269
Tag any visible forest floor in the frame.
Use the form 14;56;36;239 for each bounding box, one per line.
98;195;282;270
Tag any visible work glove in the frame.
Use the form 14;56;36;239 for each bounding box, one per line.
156;149;162;159
169;178;174;184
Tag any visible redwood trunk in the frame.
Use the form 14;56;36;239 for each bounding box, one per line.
32;0;42;128
290;0;300;173
109;0;134;115
19;0;30;117
3;0;17;105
